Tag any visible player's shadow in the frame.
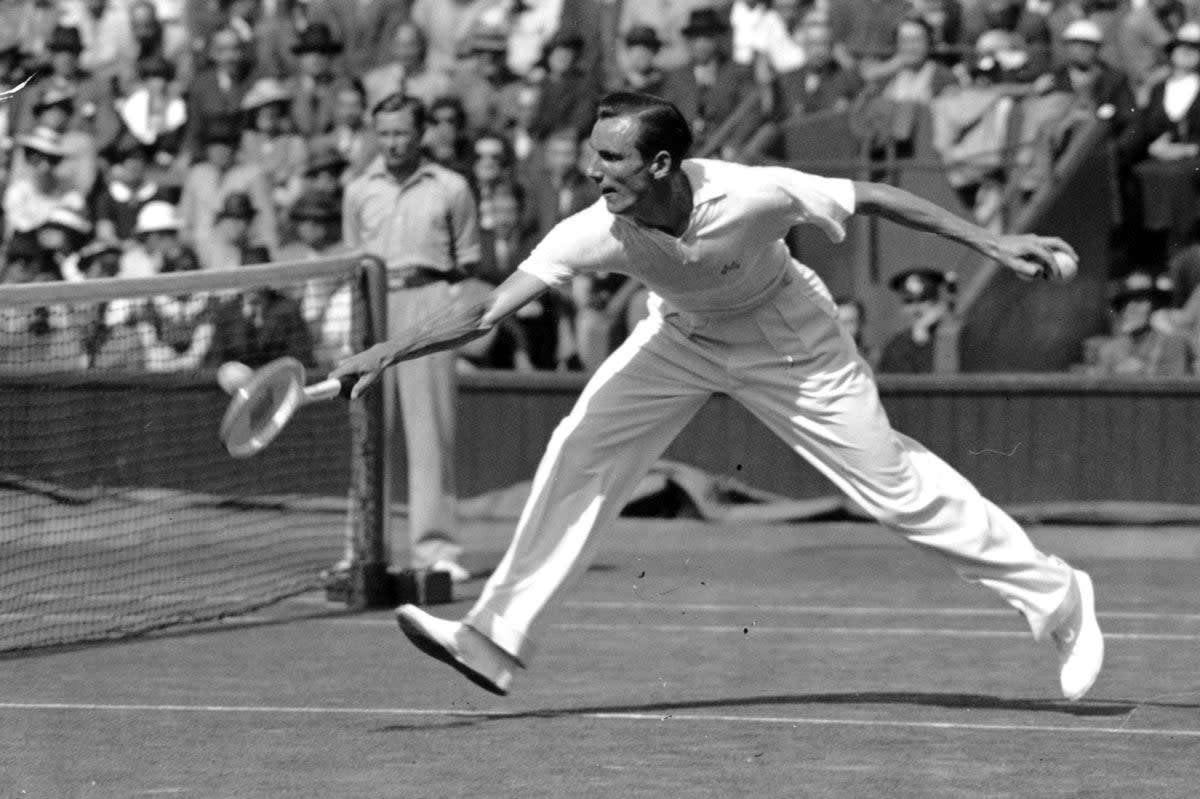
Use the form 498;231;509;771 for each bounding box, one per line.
508;692;1157;720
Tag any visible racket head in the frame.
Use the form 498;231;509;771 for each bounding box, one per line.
219;357;307;458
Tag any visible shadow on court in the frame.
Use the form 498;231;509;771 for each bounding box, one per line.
3;519;1200;798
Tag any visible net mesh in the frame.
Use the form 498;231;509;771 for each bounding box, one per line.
0;255;387;653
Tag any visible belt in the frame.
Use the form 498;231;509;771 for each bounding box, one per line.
388;266;467;291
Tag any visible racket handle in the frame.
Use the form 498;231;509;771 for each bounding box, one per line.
303;375;357;402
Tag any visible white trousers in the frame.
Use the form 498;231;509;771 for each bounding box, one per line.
387;283;460;569
464;275;1077;662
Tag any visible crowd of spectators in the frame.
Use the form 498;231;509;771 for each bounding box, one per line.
5;0;1200;376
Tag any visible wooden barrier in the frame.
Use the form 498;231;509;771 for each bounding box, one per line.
7;371;1192;508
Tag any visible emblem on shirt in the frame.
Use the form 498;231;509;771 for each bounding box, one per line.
720;259;742;276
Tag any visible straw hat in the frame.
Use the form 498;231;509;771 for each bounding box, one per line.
134;201;182;235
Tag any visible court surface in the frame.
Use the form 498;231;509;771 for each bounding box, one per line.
3;517;1199;798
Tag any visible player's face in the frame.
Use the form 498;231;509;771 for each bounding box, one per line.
587;116;658;217
374;108;424;174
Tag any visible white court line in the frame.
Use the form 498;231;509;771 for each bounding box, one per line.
564;600;1200;623
0;700;1196;738
322;618;1200;641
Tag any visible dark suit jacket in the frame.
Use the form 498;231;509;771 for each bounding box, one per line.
1118;77;1200;164
660;59;754;139
1047;62;1136;135
776;62;865;119
284;74;341;138
184;68;255;153
205;289;315;369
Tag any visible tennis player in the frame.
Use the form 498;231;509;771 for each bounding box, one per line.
331;92;1104;701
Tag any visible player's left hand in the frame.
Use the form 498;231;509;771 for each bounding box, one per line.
992;234;1077;281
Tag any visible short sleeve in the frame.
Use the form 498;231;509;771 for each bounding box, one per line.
758;166;856;243
517;203;611;290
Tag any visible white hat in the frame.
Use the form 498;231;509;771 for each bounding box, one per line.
134;200;181;236
17;126;66;158
41;203;92;234
1062;19;1104;45
240;77;291;112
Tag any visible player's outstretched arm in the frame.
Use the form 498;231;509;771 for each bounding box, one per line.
330;270;550;398
851;181;1077;280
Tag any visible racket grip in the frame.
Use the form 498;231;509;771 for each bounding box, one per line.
304;375;357;402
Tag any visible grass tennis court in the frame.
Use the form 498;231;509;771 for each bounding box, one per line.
3;517;1199;798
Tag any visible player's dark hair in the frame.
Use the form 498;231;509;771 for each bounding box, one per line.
596;92;692;167
371;92;426;129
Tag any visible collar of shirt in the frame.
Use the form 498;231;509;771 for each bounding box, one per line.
365;157;440;191
681;160;728;208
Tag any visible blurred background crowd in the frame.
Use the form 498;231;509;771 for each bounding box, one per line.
5;0;1200;378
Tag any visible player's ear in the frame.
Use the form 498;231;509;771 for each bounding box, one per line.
648;149;673;179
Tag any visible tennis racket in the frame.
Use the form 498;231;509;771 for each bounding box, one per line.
219;357;354;458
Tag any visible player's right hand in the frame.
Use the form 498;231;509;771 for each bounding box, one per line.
330;343;394;399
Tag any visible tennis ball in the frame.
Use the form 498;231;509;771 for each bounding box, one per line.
217;361;254;394
1049;250;1078;282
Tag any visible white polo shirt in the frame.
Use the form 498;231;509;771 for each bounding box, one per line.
518;158;855;316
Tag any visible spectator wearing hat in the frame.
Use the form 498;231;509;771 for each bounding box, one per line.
60;0;135;79
19;24;120;145
363;23;455;113
183;26;256;158
527;31;601;144
453;26;525;136
201;191;273;272
661;9;755;143
1117;21;1200;264
1040;19;1135;134
93;134;162;243
112;54;188;176
35;201;93;276
67;240;145;371
135;244;218;373
297;142;350;199
960;0;1054;81
281;23;344;138
118;200;183;278
3;128;83;236
612;25;668;95
240;77;309;214
8;86;99;200
277;190;355;367
1079;270;1189;375
879;267;958;373
179;115;279;272
304;0;410;76
619;0;727;72
0;232;85;374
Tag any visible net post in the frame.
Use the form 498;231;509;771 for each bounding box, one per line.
348;255;393;609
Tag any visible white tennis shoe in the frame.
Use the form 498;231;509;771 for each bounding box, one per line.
1052;569;1104;701
395;605;516;695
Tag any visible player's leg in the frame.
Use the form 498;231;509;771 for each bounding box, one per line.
389;284;461;572
733;307;1101;698
398;312;720;689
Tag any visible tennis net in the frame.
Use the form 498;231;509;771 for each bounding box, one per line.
0;254;390;653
